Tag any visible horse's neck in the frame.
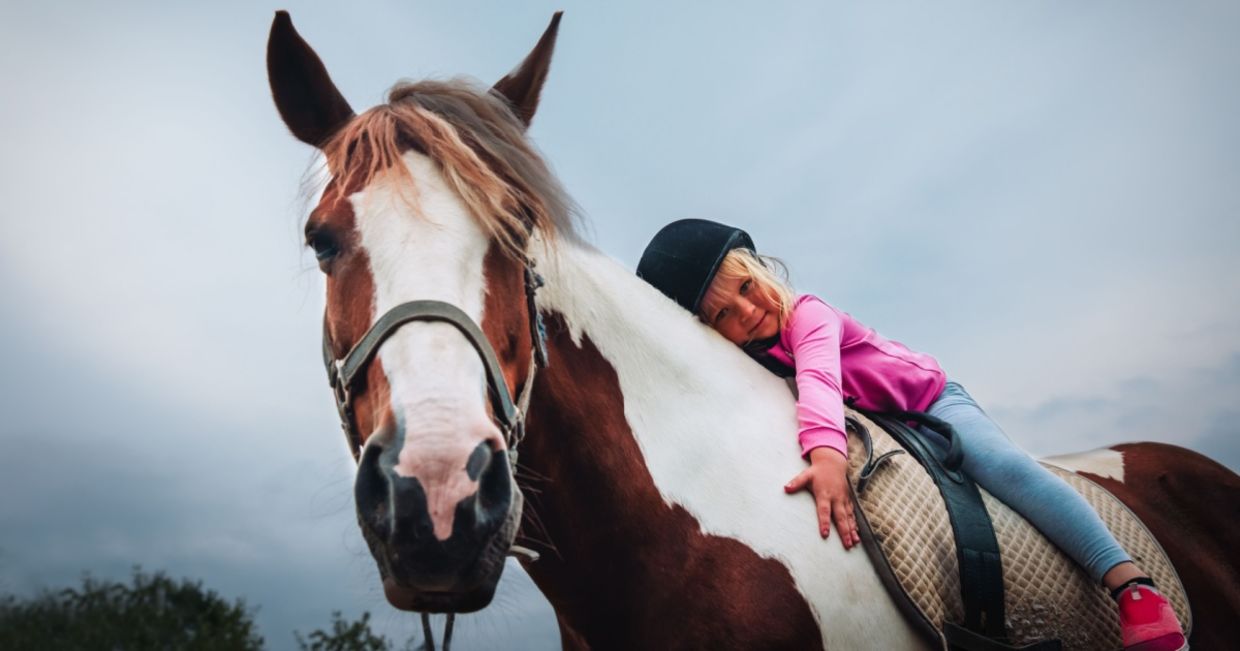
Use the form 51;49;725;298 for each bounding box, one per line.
517;240;916;647
527;239;805;511
517;309;721;644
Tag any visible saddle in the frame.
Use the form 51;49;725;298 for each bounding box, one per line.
843;408;1192;650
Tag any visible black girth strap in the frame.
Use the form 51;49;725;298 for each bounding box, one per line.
857;409;1011;647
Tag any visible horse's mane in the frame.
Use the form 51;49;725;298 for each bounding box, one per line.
322;78;581;256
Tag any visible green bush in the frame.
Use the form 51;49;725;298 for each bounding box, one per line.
0;568;263;650
0;569;428;650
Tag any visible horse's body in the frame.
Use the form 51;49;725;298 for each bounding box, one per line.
514;241;1240;649
266;12;1240;649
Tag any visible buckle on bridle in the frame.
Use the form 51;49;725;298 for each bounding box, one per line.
330;361;350;405
524;262;549;369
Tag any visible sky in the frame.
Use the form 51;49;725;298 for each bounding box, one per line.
1;1;1237;649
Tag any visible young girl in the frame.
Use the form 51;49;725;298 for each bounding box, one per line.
636;218;1187;651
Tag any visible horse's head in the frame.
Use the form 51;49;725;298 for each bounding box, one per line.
266;10;571;613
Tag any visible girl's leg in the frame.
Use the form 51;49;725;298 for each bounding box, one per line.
922;383;1187;649
922;382;1131;584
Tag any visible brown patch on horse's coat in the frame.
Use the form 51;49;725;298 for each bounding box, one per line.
555;614;591;651
479;244;536;424
517;313;824;649
1085;443;1240;650
311;178;391;449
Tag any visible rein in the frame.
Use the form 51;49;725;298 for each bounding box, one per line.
320;255;549;651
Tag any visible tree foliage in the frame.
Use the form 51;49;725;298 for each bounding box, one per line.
295;611;397;651
0;568;428;650
0;568;263;650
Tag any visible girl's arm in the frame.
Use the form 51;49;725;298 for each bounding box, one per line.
783;297;848;459
781;296;860;549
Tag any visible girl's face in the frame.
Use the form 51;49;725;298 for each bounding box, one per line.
701;273;782;346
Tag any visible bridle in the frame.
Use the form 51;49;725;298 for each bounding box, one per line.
321;255;549;466
321;254;548;650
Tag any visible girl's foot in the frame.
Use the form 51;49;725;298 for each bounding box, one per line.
1116;583;1187;651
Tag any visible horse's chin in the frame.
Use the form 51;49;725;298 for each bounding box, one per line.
380;531;512;613
373;495;522;613
383;577;502;613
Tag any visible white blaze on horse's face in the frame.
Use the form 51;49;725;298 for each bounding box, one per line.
352;150;501;541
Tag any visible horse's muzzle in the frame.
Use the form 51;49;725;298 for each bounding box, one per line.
354;440;521;612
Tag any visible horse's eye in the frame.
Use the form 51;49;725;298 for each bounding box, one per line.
306;229;337;259
306;228;342;268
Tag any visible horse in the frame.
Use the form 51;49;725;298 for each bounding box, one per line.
265;11;1240;649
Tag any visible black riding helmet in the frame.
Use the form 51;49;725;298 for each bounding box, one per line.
636;218;755;315
638;219;794;378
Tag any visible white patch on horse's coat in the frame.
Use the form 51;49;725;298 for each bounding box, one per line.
353;151;499;541
1043;448;1126;483
533;237;924;650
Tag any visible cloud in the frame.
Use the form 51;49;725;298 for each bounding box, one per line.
989;352;1240;472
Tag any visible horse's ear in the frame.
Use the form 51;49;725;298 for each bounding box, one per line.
492;11;562;128
267;11;355;148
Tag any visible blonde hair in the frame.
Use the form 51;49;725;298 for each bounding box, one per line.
700;248;795;325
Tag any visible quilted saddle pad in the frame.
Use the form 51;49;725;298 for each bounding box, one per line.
843;409;1191;649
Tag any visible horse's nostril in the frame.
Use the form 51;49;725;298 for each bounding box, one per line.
465;440;492;481
477;441;513;514
355;444;392;540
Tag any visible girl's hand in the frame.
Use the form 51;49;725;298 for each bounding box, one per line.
783;447;860;549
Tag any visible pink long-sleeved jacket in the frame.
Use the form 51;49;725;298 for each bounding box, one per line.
760;295;947;458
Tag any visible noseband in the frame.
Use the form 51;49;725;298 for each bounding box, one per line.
321;257;548;466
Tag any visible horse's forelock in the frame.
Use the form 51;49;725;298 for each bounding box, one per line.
317;78;580;259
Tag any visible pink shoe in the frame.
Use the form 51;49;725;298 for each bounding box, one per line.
1117;584;1188;651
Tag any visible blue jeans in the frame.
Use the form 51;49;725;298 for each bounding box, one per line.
919;381;1130;583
